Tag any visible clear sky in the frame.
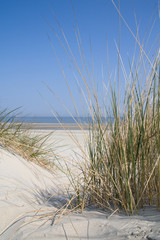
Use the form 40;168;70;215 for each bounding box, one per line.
0;0;159;116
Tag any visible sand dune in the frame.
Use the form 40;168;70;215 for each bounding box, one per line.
0;130;160;240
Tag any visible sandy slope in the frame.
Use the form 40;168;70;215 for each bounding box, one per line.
0;130;160;240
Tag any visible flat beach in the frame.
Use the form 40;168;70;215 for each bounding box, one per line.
0;127;160;240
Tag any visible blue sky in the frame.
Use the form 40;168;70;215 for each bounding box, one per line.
0;0;159;116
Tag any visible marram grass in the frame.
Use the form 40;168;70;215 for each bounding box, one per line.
0;109;52;169
47;1;160;214
64;59;160;215
86;59;160;214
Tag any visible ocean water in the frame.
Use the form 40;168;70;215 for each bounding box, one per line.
14;116;93;124
3;116;114;125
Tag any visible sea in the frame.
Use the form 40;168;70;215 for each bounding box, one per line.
3;116;114;129
14;116;92;124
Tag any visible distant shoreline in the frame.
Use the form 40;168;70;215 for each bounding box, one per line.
21;122;89;130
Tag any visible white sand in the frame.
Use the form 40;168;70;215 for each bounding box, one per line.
0;130;160;240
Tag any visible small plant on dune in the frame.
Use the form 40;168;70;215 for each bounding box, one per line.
0;108;53;169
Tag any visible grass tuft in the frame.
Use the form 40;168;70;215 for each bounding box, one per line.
47;1;160;215
86;57;160;214
0;109;53;169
